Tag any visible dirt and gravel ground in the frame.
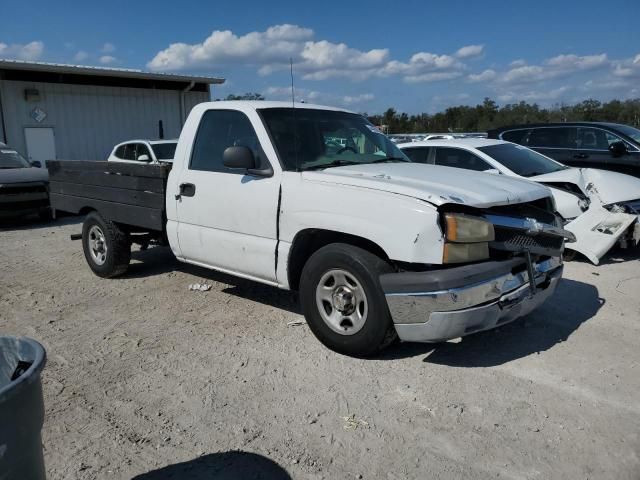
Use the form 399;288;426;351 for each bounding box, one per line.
1;216;639;480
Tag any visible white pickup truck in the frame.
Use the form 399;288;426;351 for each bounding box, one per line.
48;101;574;356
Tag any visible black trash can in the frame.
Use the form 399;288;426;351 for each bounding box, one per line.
0;336;47;480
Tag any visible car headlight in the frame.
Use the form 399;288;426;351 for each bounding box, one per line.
444;213;495;243
442;213;494;263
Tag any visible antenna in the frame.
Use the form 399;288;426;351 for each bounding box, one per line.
290;58;300;172
290;58;295;108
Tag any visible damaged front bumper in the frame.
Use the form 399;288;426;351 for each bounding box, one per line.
564;204;638;265
380;256;563;343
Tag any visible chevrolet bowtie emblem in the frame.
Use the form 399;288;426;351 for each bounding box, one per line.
524;217;544;234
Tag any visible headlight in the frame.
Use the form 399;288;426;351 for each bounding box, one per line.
444;213;495;243
442;213;494;263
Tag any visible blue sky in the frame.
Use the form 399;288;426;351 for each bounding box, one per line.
2;0;639;113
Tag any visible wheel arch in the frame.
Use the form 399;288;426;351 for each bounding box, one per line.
287;228;391;291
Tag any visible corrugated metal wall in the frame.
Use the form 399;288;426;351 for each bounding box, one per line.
0;79;209;159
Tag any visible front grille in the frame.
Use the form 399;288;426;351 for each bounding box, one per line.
491;227;563;256
0;198;49;211
485;198;556;225
0;183;47;195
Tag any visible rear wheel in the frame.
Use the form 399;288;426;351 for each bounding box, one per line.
82;211;131;278
299;243;396;357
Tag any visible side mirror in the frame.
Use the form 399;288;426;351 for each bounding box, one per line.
223;146;273;177
137;154;150;162
30;160;42;168
484;168;501;175
609;141;627;157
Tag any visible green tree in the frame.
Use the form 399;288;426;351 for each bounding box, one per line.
224;93;265;101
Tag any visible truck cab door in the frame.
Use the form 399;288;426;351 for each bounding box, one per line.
174;109;280;284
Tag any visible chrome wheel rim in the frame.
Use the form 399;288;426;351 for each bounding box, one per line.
88;225;107;266
315;269;368;335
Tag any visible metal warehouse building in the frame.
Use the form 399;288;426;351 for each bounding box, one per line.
0;60;224;163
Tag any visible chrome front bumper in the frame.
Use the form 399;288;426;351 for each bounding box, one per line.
380;257;563;343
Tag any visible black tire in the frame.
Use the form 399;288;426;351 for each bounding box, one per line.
82;211;131;278
299;243;396;357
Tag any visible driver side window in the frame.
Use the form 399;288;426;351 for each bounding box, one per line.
434;147;492;171
190;110;262;173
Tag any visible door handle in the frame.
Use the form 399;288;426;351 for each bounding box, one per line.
573;153;589;159
176;183;196;200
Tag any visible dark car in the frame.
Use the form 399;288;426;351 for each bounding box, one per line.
487;122;640;176
0;143;51;220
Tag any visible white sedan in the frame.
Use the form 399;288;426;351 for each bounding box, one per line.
399;138;640;264
107;139;177;165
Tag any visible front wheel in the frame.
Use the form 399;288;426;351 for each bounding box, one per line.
299;243;396;357
82;211;131;278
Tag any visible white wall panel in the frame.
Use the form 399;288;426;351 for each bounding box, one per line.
1;80;208;160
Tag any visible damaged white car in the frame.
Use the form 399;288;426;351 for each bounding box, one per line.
400;138;640;264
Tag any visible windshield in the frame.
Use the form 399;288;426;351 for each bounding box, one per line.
0;148;31;169
151;142;177;161
478;143;568;177
613;124;640;144
259;108;409;171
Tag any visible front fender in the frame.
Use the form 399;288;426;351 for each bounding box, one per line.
279;174;444;265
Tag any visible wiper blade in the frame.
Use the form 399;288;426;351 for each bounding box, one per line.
302;160;361;171
371;156;411;164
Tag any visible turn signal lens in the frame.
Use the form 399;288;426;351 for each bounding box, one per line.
443;242;490;264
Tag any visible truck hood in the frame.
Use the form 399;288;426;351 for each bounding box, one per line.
0;167;49;184
303;163;550;208
530;168;640;205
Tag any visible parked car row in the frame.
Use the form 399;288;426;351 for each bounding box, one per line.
400;138;640;264
488;122;640;176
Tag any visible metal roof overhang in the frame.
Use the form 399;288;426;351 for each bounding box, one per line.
0;59;225;86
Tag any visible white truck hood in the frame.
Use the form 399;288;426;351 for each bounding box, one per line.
530;168;640;205
303;163;551;208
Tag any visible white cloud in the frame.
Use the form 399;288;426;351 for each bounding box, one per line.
295;41;388;80
101;42;115;53
467;69;496;83
455;45;484;59
0;41;44;61
342;93;375;105
99;55;117;65
73;50;89;62
497;86;571;103
377;52;465;83
148;24;467;83
499;53;609;85
265;86;374;107
546;53;608;70
148;24;313;71
611;53;640;79
404;71;463;83
510;59;527;67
